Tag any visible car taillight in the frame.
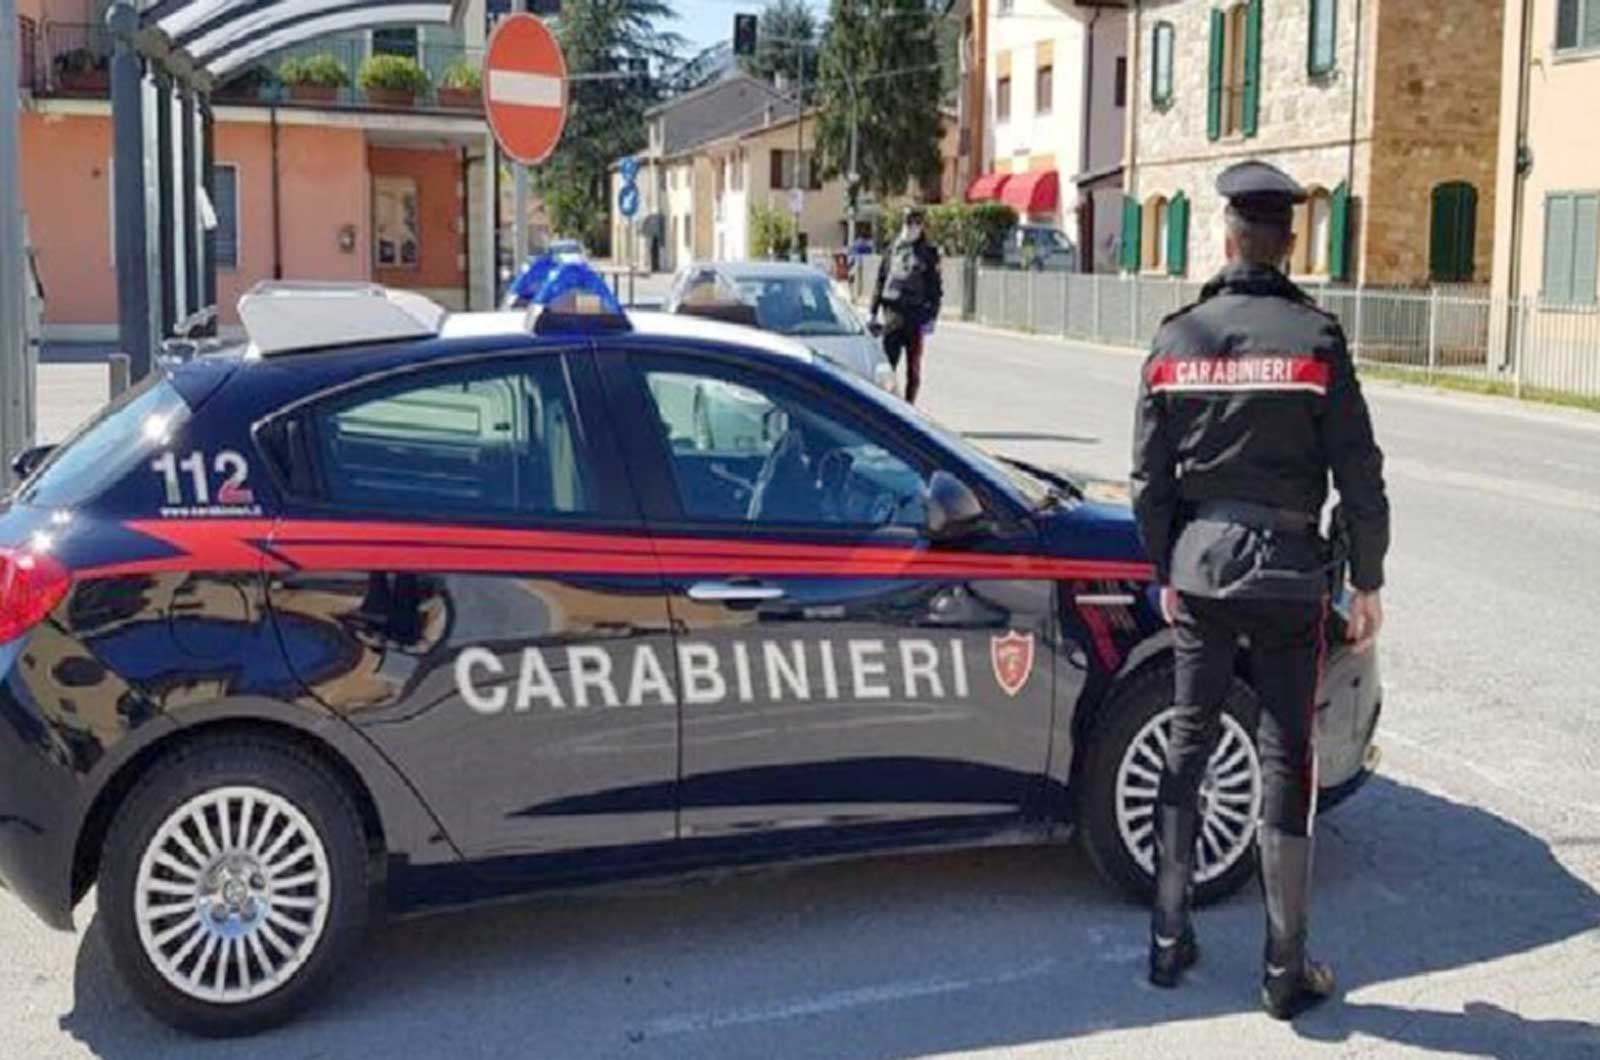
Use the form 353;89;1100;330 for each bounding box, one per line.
0;547;70;644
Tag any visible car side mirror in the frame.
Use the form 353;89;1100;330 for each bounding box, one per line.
925;470;985;541
10;443;54;481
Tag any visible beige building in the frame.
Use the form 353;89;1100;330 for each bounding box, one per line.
1124;0;1504;287
1492;0;1600;307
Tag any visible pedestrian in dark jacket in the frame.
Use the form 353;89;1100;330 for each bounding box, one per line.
1130;160;1390;1020
871;207;942;404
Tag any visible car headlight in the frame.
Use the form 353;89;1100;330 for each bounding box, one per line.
874;363;899;394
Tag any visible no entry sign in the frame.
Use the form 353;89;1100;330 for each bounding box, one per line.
484;14;568;166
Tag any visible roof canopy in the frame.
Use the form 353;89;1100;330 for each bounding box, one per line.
1001;170;1059;215
135;0;465;78
965;171;1011;203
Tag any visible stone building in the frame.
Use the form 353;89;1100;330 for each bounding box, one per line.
1123;0;1504;287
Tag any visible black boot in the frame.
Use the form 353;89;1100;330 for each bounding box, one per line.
1149;803;1200;987
1258;826;1336;1019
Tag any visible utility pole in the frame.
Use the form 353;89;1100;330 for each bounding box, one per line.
0;0;27;475
793;43;804;260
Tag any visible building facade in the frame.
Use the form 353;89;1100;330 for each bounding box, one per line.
956;0;1129;272
1124;0;1504;287
1492;0;1600;308
17;0;495;338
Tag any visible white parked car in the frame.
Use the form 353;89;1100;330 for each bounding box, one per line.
666;261;897;393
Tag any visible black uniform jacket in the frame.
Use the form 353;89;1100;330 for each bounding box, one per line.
872;236;943;328
1131;263;1390;600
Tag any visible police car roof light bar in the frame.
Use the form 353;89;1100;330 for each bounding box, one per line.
238;281;448;356
526;262;632;336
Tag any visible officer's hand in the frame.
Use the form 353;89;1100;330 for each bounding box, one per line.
1346;590;1383;653
1159;586;1184;625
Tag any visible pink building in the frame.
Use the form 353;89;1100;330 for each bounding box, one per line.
15;0;499;339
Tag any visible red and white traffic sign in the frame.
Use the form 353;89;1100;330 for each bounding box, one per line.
483;14;569;166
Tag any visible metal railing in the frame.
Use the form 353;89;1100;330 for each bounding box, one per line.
37;22;110;95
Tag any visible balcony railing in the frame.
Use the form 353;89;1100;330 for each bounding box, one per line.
28;25;484;114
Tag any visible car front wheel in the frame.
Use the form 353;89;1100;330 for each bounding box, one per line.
1079;662;1264;905
99;735;370;1036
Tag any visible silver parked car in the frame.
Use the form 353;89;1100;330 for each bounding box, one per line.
666;260;897;393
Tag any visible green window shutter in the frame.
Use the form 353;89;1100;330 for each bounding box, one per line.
1122;195;1142;272
1207;10;1224;141
1429;184;1458;283
1543;194;1576;303
1329;181;1350;282
1243;0;1264;137
1455;184;1479;282
1574;194;1599;305
1167;192;1189;276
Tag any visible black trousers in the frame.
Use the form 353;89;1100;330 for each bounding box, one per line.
1160;594;1327;836
881;321;925;404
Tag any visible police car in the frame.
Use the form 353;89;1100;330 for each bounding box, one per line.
0;267;1381;1035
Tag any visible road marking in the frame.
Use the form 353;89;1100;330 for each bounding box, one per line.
487;69;562;108
635;959;1061;1036
1384;458;1600;515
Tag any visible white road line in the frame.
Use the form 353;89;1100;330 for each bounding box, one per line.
637;959;1062;1037
487;69;562;108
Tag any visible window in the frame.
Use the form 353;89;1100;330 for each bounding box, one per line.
372;28;418;59
1151;22;1174;106
1115;56;1128;108
1557;0;1600;51
1542;192;1599;305
1429;181;1478;283
212;163;239;270
997;75;1012;122
1210;1;1261;139
768;150;820;191
639;361;928;528
1141;195;1168;272
311;358;596;516
731;149;744;191
1292;186;1333;276
1036;63;1054;115
373;175;419;268
18;376;191;509
1308;0;1337;76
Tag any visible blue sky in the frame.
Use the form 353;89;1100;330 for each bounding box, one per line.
671;0;822;52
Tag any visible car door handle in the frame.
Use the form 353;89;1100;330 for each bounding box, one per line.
687;581;786;602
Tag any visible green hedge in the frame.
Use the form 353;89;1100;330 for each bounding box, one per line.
876;202;1017;259
278;53;350;88
358;54;431;93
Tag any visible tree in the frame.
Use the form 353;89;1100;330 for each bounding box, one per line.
530;0;684;252
740;0;820;100
815;0;944;202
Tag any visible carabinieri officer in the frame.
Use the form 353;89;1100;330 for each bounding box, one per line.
1130;160;1391;1019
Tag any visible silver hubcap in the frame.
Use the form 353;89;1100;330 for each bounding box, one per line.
1115;709;1264;884
135;786;332;1005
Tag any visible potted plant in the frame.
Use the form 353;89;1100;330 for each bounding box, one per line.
278;54;348;104
437;60;482;109
215;65;279;103
358;53;430;107
54;47;109;94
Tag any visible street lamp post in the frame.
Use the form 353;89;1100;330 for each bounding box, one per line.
0;0;27;477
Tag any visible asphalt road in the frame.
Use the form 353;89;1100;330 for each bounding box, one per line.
4;324;1600;1059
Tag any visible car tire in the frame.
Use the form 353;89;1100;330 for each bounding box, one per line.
1078;660;1263;906
99;735;370;1037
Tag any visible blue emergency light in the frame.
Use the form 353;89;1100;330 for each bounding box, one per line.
524;260;631;335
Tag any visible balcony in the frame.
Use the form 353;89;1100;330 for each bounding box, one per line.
27;25;485;114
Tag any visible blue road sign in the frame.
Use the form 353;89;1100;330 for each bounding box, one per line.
618;183;641;219
620;156;640;183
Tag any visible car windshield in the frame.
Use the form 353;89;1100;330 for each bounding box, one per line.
732;275;862;337
808;357;1056;510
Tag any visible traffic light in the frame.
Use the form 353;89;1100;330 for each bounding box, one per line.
733;14;759;57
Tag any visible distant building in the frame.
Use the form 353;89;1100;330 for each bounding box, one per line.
952;0;1129;272
1124;0;1504;287
16;0;497;338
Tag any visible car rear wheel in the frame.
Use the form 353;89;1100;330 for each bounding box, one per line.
1079;662;1263;905
99;736;369;1036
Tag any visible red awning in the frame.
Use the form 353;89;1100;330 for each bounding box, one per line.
966;171;1013;202
1001;170;1060;214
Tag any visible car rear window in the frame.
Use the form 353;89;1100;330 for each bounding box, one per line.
18;375;192;509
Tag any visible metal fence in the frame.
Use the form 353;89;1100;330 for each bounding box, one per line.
959;265;1600;403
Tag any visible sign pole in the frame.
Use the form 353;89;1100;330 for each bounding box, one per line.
0;0;27;479
510;0;529;269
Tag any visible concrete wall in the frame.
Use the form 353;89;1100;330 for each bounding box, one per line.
1492;0;1600;303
